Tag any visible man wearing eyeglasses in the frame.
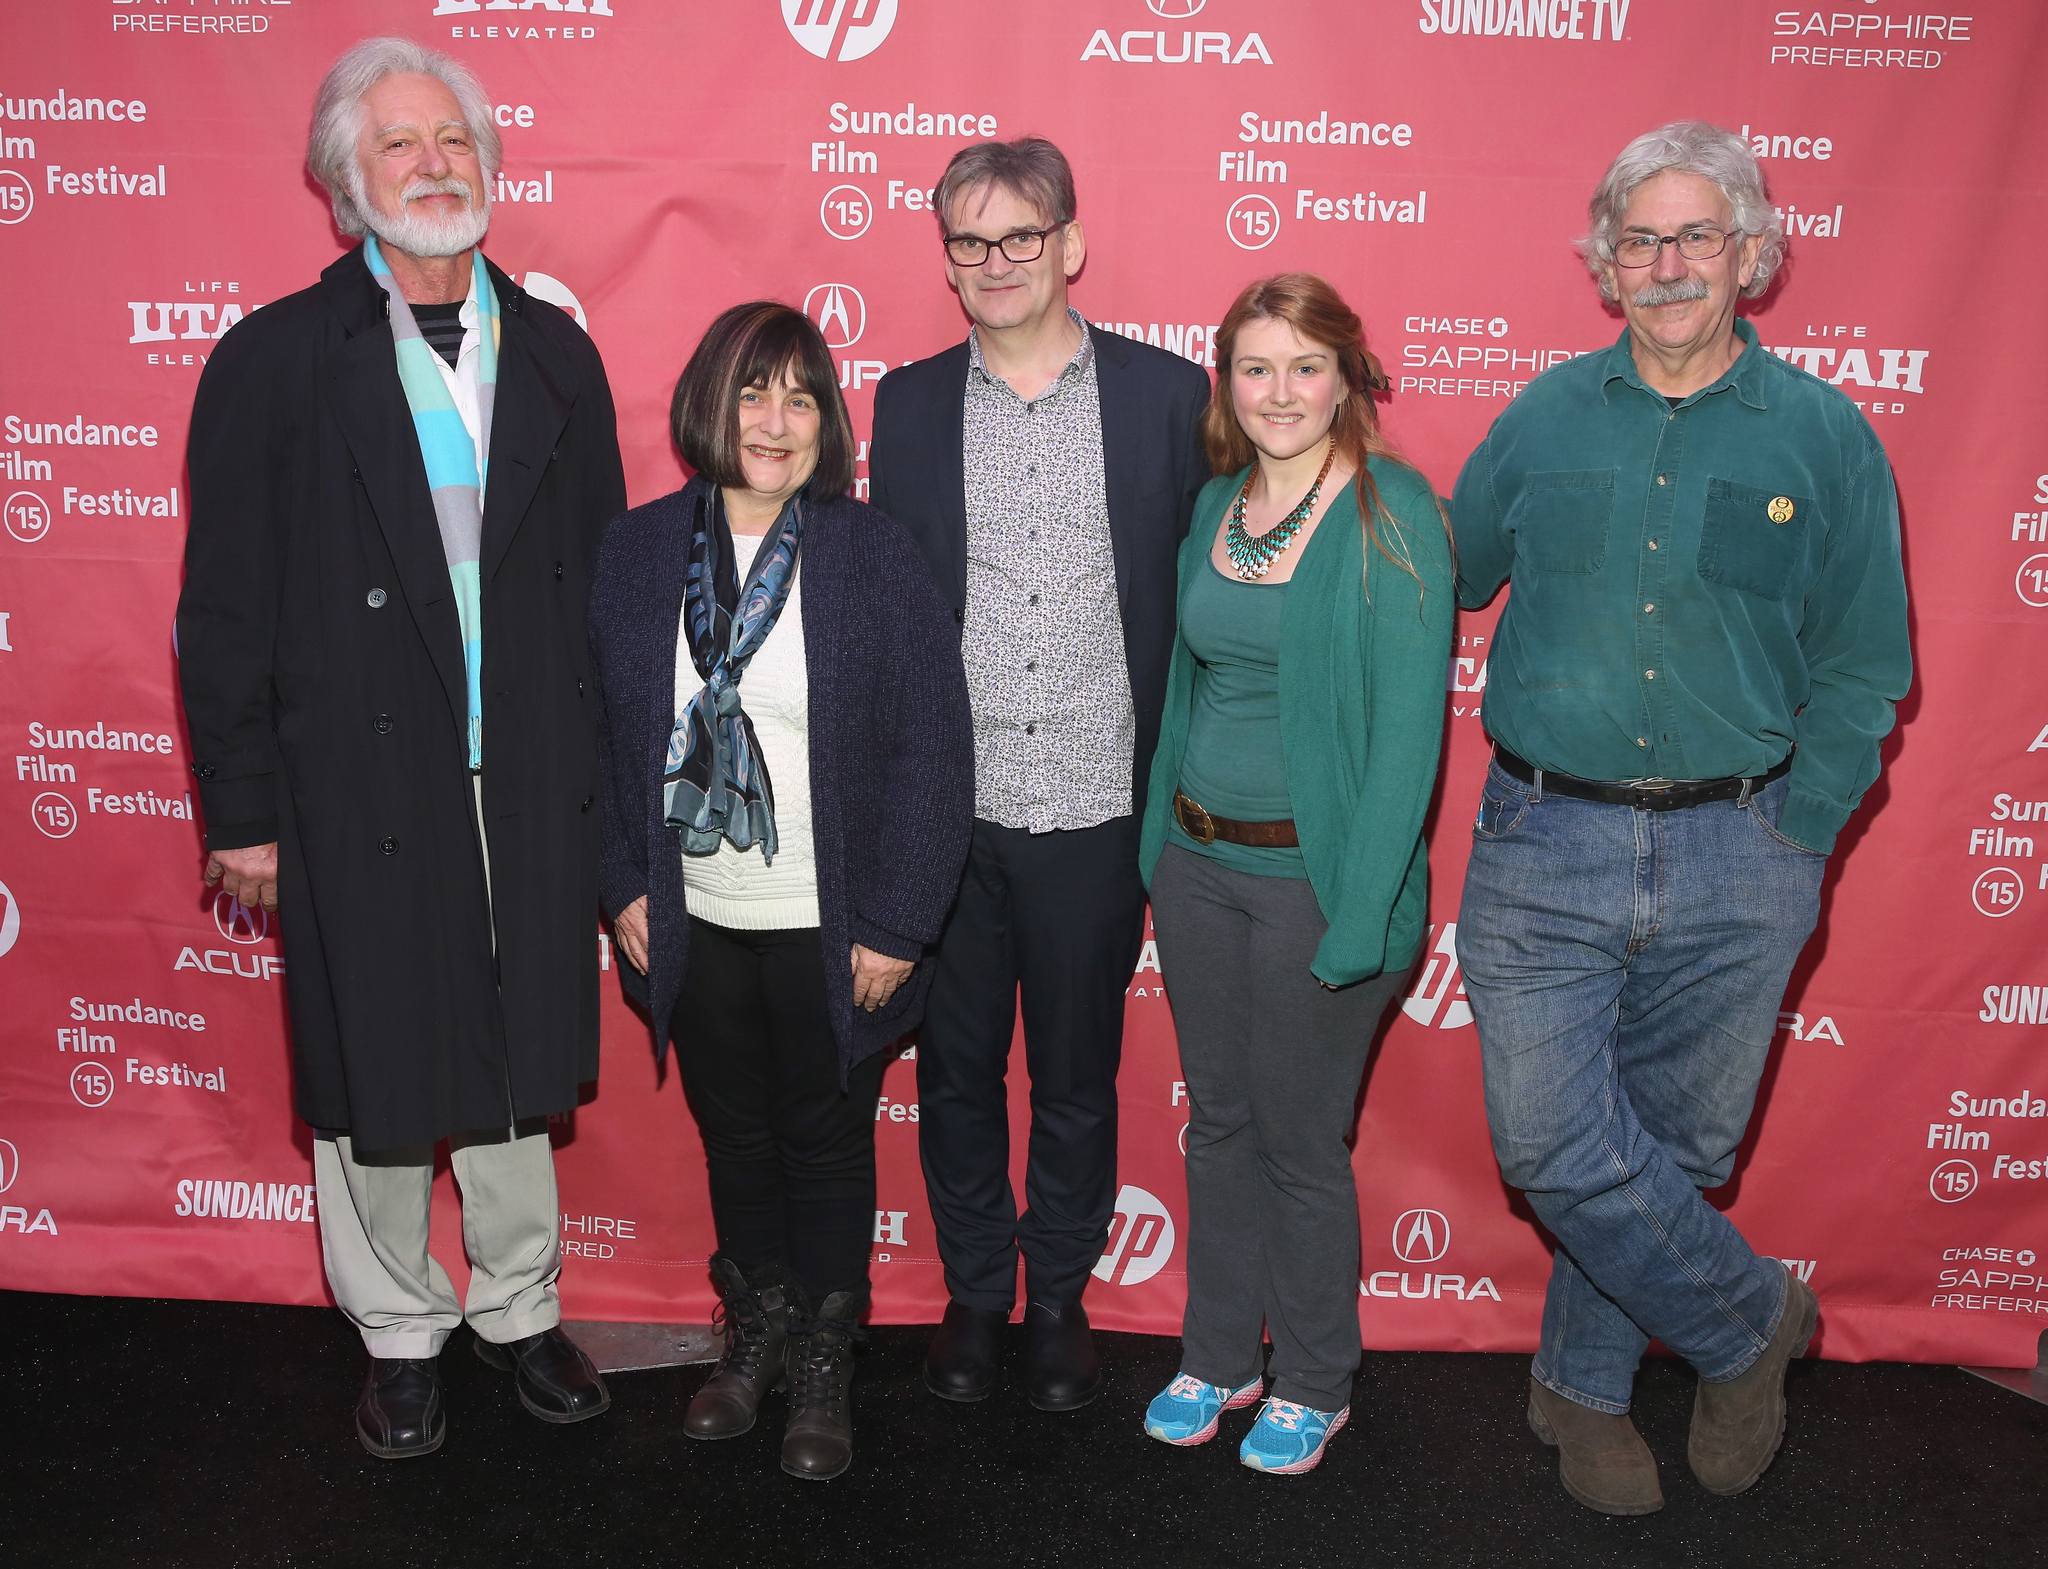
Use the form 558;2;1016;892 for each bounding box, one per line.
1450;121;1909;1516
868;136;1209;1412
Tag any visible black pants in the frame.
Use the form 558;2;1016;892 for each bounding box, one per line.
672;917;888;1302
917;815;1148;1311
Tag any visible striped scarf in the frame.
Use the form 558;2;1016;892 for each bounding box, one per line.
363;234;498;770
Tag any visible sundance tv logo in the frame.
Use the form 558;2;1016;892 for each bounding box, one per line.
1092;1184;1176;1286
784;0;899;62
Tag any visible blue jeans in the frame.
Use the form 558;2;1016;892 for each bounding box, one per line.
1459;763;1823;1414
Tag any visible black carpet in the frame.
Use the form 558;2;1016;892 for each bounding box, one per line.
3;1291;2043;1569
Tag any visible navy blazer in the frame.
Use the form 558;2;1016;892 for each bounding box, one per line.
867;324;1212;816
588;478;975;1080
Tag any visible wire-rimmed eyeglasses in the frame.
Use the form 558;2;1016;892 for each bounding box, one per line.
1613;227;1735;267
942;225;1063;267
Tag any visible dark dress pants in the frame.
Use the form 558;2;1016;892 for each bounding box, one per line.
672;917;888;1302
917;815;1148;1312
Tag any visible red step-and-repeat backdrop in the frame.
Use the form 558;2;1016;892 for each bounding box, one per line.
3;0;2046;1367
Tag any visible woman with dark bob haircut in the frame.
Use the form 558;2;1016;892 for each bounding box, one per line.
589;301;973;1480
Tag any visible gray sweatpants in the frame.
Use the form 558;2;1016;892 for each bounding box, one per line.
1150;843;1407;1411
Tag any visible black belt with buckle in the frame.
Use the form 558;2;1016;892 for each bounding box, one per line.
1492;746;1792;813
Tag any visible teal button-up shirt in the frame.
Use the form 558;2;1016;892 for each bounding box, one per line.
1451;319;1910;855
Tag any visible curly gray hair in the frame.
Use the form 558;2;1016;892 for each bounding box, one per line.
307;37;501;240
1578;121;1784;301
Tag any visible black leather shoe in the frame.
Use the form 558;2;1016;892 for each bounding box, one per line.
1025;1300;1103;1413
355;1357;445;1459
923;1300;1005;1402
473;1326;611;1424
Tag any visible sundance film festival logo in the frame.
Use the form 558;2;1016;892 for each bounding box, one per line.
804;283;866;349
1392;1208;1451;1264
1092;1184;1176;1287
1403;922;1472;1029
784;0;898;62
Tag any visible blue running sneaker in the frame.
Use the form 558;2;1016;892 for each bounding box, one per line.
1239;1397;1350;1474
1144;1373;1264;1446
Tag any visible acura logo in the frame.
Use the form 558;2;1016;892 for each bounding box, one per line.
782;0;898;62
1392;1208;1450;1264
0;1138;16;1194
1147;0;1206;14
213;890;268;944
803;282;866;349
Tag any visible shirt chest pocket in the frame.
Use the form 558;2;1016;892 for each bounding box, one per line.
1508;468;1616;574
1697;478;1813;602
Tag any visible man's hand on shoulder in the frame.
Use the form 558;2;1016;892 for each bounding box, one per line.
205;843;279;912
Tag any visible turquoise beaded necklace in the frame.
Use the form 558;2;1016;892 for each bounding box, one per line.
1225;438;1337;581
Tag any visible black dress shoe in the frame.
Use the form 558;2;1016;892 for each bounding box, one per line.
473;1326;611;1424
923;1300;1006;1402
1025;1300;1103;1413
356;1357;445;1459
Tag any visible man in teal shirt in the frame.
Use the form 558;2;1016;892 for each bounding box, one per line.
1451;121;1909;1517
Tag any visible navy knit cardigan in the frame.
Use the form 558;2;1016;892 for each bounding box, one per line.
589;477;975;1081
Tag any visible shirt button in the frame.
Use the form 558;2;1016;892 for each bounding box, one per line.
1637;738;1648;747
1028;592;1040;606
1656;475;1668;486
1643;603;1655;613
1026;464;1037;475
1024;723;1037;736
373;714;393;734
1025;660;1037;672
367;587;388;608
1645;670;1657;680
1647;540;1659;551
1028;528;1039;540
379;837;400;855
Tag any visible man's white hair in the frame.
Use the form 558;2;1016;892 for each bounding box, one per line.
1578;121;1785;302
307;37;501;240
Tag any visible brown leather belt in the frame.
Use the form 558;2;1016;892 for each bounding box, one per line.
1173;790;1299;849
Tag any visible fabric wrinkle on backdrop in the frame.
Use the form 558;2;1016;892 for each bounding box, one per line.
2;2;2044;1371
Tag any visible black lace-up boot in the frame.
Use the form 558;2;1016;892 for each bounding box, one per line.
780;1286;865;1480
685;1255;794;1440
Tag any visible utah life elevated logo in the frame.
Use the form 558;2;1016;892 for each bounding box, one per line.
783;0;899;62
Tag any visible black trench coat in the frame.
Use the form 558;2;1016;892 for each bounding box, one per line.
176;246;627;1150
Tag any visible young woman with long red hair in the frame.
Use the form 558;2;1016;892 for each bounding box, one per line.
1136;273;1454;1473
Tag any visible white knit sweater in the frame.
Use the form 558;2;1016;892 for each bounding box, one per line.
674;534;819;930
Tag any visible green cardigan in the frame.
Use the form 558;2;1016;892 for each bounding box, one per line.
1139;457;1455;986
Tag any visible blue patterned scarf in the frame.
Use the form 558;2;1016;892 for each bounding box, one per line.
362;234;497;770
665;485;806;862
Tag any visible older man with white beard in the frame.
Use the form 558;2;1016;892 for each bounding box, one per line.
1450;121;1909;1514
176;37;625;1458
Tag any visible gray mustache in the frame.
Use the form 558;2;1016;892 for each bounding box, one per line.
1633;276;1711;308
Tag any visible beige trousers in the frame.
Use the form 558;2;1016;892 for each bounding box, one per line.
312;776;563;1358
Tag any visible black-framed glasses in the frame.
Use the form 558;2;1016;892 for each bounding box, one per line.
1613;227;1735;267
942;225;1062;266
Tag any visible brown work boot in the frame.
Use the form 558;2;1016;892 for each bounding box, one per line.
1527;1378;1664;1515
684;1255;792;1440
1689;1267;1819;1496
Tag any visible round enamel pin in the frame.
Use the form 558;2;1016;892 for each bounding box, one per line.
1767;496;1795;524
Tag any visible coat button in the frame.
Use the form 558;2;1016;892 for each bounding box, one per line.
577;678;585;697
367;588;388;608
580;795;594;814
554;561;564;581
192;763;216;781
953;608;965;625
379;837;399;855
373;715;393;734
